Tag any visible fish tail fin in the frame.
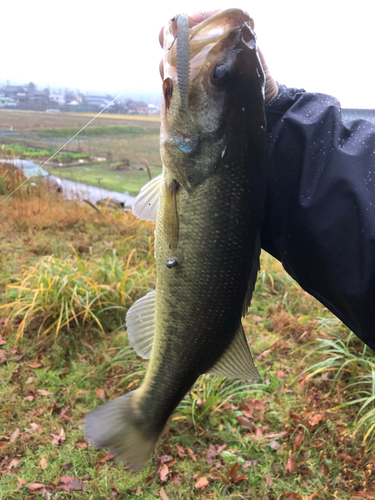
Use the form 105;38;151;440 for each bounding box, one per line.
85;390;159;471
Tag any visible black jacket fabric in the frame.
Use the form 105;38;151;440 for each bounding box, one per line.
262;84;375;349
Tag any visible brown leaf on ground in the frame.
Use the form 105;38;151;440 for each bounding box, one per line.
51;427;65;446
9;428;20;442
293;431;304;452
81;340;95;352
228;462;239;478
277;370;286;379
59;476;85;491
308;413;323;426
195;477;209;490
244;460;258;468
285;452;295;474
308;488;324;499
320;462;328;476
75;439;88;449
95;387;106;401
232;474;248;483
160;486;170;500
244;398;269;411
26;376;34;384
17;477;26;485
144;475;154;487
256;349;271;360
171;471;179;487
40;456;48;470
270;440;283;451
175;443;185;458
237;416;255;430
186;447;196;462
9;458;20;468
0;350;6;364
27;483;45;493
97;453;114;463
28;361;42;368
0;334;6;345
266;473;273;487
159;463;169;482
30;423;39;432
281;493;302;500
111;483;120;492
37;389;54;396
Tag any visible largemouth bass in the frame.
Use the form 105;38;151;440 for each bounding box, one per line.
86;8;267;471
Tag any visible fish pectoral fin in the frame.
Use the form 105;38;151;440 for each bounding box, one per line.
209;324;260;381
132;174;162;221
85;391;159;472
126;290;156;359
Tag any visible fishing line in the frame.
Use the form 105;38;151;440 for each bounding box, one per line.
0;89;127;206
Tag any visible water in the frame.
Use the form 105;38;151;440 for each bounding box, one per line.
60;178;135;207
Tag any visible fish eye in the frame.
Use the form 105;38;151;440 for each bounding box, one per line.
211;64;230;86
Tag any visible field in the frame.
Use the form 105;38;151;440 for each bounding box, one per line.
0;109;161;195
1;179;375;499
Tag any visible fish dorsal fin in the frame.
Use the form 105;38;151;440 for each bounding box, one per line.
126;291;156;359
132;174;162;221
242;234;261;317
209;324;260;380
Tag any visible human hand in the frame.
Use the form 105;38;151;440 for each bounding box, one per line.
158;10;278;106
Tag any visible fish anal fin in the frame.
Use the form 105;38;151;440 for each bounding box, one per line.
209;324;260;380
133;174;162;221
126;291;156;359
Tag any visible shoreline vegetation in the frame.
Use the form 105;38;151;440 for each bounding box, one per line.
0;111;375;498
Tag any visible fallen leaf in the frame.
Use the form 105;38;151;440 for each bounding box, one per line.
17;477;26;485
176;443;185;458
232;474;248;483
293;431;304;452
171;471;179;487
159;463;169;482
186;447;196;462
81;340;95;352
26;376;34;384
308;413;323;426
24;396;34;402
9;428;20;442
253;315;264;322
0;334;6;345
237;416;255;430
40;456;48;470
269;440;283;451
308;488;324;499
111;483;120;492
59;476;85;491
27;483;45;492
266;473;273;487
9;458;20;468
228;462;239;478
75;439;88;449
256;349;271;361
0;350;6;364
277;370;286;379
282;493;302;500
37;390;54;396
195;477;209;490
160;486;170;500
320;462;329;476
51;427;66;445
95;388;106;401
97;453;114;463
285;452;295;474
30;423;39;432
28;361;42;368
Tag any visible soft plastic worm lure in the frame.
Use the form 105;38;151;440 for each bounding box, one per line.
176;15;190;114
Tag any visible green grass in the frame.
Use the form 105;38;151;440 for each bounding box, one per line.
39;125;160;137
51;162;162;195
1;190;375;499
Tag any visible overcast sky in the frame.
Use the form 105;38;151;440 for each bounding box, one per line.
2;1;374;108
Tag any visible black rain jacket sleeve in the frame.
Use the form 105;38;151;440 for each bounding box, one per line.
262;84;375;350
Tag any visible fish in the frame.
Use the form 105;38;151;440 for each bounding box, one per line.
85;8;267;472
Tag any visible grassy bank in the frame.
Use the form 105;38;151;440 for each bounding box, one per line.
1;190;375;499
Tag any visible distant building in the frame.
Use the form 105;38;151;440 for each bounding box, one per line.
1;85;28;103
50;89;65;105
0;96;17;108
83;94;115;109
127;101;148;115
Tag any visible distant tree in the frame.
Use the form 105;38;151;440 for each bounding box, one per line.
28;82;36;95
